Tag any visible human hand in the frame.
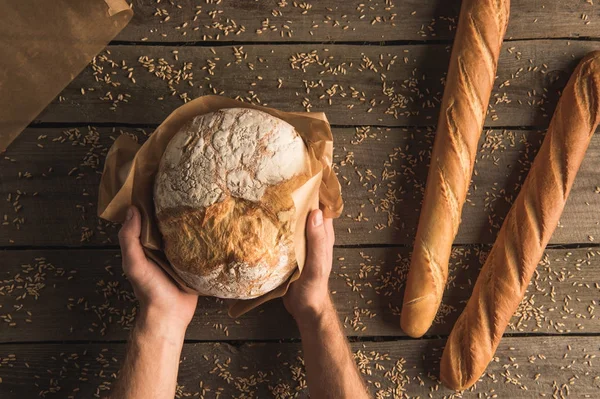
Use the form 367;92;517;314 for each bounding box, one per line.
118;206;198;336
283;209;335;323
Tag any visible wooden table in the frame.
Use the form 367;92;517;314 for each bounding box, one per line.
1;1;599;397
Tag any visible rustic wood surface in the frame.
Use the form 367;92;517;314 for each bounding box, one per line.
0;337;598;398
0;247;598;342
1;0;599;397
34;41;600;127
115;0;599;43
2;127;600;246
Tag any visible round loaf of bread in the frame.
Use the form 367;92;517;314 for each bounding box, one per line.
154;108;310;299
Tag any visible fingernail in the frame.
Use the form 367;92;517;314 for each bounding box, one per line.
126;207;134;221
313;210;323;227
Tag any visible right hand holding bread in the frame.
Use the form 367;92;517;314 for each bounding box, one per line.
283;209;335;322
440;51;600;391
283;209;335;321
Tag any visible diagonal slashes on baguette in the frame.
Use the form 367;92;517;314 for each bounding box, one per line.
401;0;510;338
440;51;600;391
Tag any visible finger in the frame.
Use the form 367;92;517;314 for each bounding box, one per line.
118;206;147;270
323;218;335;247
304;209;328;276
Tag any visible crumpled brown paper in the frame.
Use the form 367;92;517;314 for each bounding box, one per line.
0;0;133;152
98;95;344;317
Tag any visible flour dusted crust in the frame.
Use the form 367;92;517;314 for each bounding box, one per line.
154;108;310;299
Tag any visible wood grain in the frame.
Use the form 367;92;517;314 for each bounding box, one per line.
2;127;600;247
0;246;597;342
0;337;597;398
33;40;599;127
116;0;599;43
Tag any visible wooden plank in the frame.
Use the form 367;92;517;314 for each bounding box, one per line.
0;337;598;398
338;126;600;246
34;40;599;127
0;247;597;342
2;127;600;247
116;0;600;43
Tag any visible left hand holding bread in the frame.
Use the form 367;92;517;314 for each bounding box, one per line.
119;206;198;334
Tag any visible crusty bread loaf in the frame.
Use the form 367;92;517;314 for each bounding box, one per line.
154;108;310;299
440;51;600;391
401;0;510;338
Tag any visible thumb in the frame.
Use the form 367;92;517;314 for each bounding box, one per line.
118;206;147;270
304;209;328;277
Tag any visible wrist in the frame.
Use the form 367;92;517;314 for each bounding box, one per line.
293;296;336;328
136;307;188;344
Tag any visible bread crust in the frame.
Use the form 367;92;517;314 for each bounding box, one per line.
440;51;600;391
401;0;510;338
154;108;310;299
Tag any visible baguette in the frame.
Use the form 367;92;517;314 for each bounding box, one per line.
401;0;510;338
440;51;600;391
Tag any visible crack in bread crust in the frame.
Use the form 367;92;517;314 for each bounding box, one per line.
422;241;445;303
445;101;472;195
468;13;495;87
437;165;461;236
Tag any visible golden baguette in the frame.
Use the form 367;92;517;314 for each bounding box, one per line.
401;0;510;338
440;51;600;391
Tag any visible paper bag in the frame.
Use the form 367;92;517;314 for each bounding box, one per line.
0;0;133;152
98;95;344;317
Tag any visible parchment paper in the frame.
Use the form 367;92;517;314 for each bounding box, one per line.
98;95;344;317
0;0;133;152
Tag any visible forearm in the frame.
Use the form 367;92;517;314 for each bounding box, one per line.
296;298;370;399
110;311;186;399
